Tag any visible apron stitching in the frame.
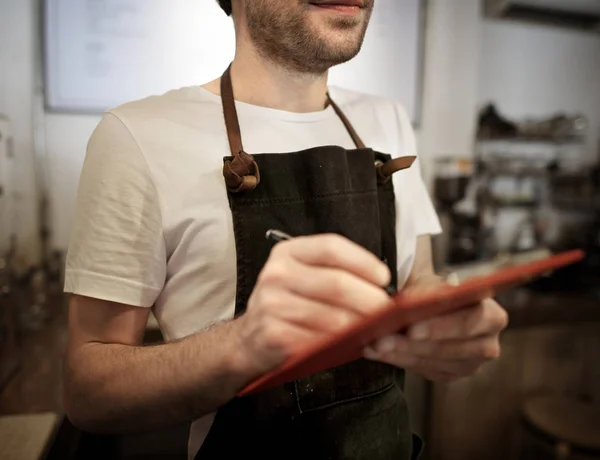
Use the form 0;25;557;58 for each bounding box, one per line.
231;208;248;313
297;380;396;414
231;189;378;205
293;381;304;415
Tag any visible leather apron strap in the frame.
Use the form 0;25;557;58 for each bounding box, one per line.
221;65;261;193
220;63;416;193
326;96;366;149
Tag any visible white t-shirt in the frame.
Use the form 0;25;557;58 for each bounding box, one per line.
64;84;442;458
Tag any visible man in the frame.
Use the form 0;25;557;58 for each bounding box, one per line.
63;0;508;459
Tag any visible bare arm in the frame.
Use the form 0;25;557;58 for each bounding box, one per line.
404;234;444;287
64;295;251;433
64;237;442;434
64;235;393;434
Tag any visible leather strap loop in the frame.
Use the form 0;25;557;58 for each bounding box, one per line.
375;156;417;184
223;151;261;193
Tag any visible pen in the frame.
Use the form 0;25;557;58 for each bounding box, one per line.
265;229;293;243
265;229;397;296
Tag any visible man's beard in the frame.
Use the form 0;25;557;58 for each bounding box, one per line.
245;0;373;75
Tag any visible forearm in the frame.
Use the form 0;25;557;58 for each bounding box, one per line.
64;319;252;433
405;235;445;288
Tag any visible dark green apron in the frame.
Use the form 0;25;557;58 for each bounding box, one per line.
195;65;423;460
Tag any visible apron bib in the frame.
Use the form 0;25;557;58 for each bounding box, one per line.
196;65;422;460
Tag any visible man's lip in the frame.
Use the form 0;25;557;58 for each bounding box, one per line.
309;0;365;7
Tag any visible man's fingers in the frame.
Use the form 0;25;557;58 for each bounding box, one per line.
365;333;501;362
260;257;392;316
364;335;486;380
408;358;482;380
256;288;363;334
409;335;501;361
410;361;481;382
271;233;391;287
407;299;508;341
257;317;330;364
290;261;392;315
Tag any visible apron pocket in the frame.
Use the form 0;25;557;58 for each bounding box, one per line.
293;359;398;413
300;381;414;460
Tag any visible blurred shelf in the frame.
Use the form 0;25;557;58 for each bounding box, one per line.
486;168;548;177
477;136;586;145
440;248;553;281
491;201;539;209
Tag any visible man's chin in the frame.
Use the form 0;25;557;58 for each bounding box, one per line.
319;13;364;31
310;47;363;72
314;36;365;63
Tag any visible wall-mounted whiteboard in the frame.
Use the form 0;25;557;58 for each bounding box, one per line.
44;0;424;122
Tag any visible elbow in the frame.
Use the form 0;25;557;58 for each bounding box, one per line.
64;409;96;434
63;348;115;434
63;379;111;434
64;399;114;434
63;392;99;434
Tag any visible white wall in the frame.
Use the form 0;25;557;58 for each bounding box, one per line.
45;114;100;251
479;20;600;158
0;0;99;265
417;0;482;188
0;0;40;266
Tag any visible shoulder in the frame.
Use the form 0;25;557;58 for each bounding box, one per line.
110;87;190;115
105;86;219;134
84;88;206;169
328;86;413;136
328;86;416;156
327;86;410;122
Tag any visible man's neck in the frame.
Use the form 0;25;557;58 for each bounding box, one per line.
205;34;330;114
228;52;329;113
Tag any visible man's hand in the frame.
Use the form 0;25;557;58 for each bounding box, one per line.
364;275;509;382
234;233;393;377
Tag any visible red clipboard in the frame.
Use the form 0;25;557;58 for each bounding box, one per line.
238;249;584;396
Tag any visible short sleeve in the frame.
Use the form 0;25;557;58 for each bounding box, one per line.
64;112;166;307
393;104;442;237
